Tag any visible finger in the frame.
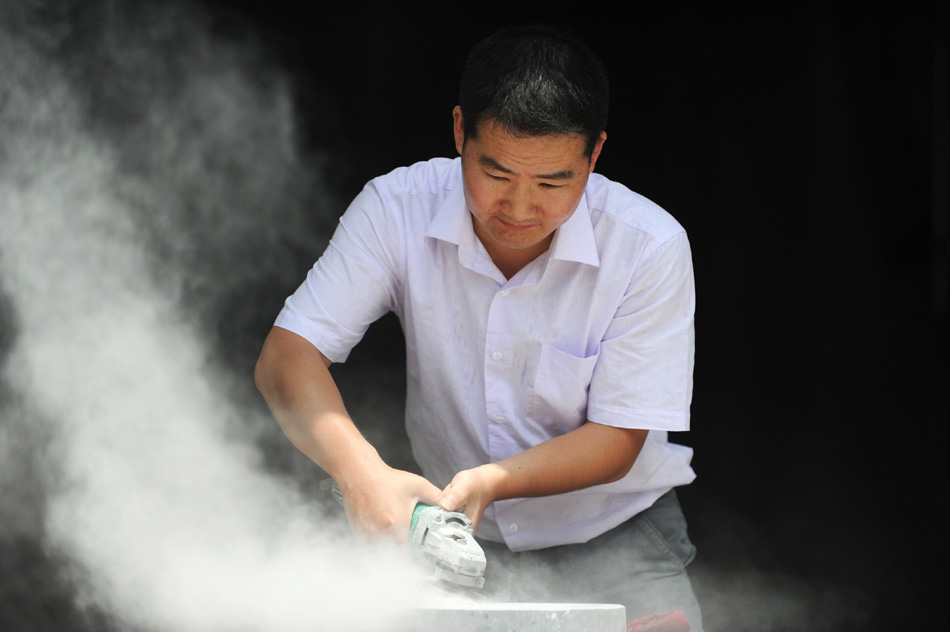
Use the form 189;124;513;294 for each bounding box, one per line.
415;479;444;507
438;486;461;512
368;517;411;545
437;493;453;511
387;520;410;545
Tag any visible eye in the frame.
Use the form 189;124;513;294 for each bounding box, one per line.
486;173;509;182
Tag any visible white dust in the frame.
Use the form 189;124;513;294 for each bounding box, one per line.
0;2;434;630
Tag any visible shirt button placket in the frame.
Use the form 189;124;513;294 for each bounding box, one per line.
485;286;515;464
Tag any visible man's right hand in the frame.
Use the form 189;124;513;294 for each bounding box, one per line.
255;327;441;543
337;464;442;543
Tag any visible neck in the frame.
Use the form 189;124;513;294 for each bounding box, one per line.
480;233;553;279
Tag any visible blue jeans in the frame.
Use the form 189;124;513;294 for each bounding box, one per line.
477;490;704;631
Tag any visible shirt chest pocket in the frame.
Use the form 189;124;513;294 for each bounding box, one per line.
526;344;600;435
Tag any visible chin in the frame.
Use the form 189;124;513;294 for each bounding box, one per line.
494;233;542;250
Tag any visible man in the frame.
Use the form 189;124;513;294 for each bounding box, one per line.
255;26;703;628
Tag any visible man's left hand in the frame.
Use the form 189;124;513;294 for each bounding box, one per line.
437;464;505;533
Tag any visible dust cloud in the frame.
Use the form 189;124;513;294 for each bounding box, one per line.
0;1;431;630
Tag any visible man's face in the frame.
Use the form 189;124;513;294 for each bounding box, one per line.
453;106;606;264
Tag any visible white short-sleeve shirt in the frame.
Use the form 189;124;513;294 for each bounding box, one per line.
275;157;696;551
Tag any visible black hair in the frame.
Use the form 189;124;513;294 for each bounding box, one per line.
458;26;609;156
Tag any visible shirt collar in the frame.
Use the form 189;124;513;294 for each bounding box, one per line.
425;161;600;269
548;191;600;268
424;166;475;250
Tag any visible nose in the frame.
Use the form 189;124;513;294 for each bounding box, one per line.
501;183;537;222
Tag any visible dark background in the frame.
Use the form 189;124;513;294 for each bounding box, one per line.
2;1;947;630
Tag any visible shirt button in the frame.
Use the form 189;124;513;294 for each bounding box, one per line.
494;414;506;424
491;350;503;360
509;523;519;533
501;289;511;296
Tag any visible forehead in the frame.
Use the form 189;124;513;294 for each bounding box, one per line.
467;120;589;173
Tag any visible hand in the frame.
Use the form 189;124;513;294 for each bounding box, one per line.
437;464;505;533
338;464;442;543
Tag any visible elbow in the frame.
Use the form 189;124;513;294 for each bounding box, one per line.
253;332;278;396
602;459;635;485
253;354;267;395
602;427;648;484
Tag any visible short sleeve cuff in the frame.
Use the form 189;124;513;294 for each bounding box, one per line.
273;308;359;364
586;402;690;432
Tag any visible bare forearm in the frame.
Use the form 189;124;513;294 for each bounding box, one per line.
253;327;380;486
489;422;647;500
439;422;647;530
254;326;441;538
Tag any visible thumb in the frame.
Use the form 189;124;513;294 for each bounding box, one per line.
438;482;462;512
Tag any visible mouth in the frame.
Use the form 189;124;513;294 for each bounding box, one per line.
495;217;537;231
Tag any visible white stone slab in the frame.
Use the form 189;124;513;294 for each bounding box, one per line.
399;602;626;632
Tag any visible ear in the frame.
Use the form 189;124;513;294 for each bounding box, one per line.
588;131;607;173
452;105;465;154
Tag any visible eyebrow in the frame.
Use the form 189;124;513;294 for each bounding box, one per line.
478;155;576;180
